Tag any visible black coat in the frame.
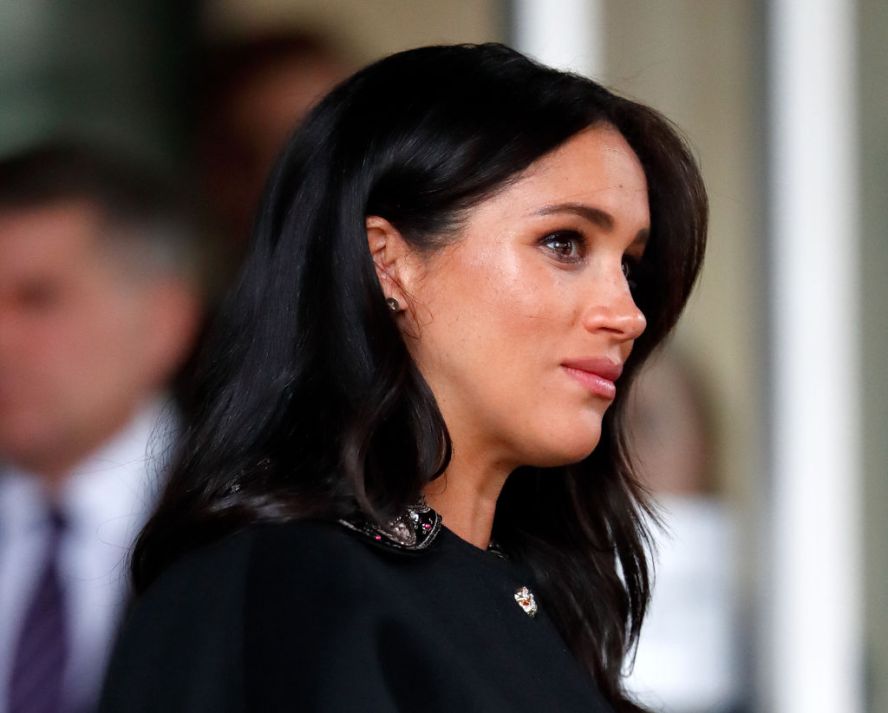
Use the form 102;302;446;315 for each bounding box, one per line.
98;520;614;712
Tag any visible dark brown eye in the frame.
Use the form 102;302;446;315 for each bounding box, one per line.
541;231;583;262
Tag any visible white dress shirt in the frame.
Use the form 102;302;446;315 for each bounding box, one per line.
0;399;175;713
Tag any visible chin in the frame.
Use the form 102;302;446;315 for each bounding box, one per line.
0;417;48;461
526;433;602;469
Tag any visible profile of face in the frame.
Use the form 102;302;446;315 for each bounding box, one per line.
371;125;649;471
0;201;199;479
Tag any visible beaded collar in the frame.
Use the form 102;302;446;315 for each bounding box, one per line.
338;501;442;552
340;502;529;614
338;501;507;559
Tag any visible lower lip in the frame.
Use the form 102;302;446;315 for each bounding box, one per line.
562;366;617;400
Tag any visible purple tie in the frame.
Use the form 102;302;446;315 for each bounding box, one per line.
7;508;70;713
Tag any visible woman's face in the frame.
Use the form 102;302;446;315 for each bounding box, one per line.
398;125;649;470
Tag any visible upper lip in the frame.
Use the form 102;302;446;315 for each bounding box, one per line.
561;357;623;382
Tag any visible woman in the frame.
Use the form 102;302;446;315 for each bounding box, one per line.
100;43;706;713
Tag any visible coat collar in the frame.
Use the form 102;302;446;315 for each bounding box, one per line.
338;500;442;552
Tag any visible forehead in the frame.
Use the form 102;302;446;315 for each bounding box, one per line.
480;125;650;229
0;201;107;277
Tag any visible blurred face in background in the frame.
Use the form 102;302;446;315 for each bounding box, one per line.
0;200;199;482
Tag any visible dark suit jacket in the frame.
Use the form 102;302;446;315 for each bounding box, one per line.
98;520;614;712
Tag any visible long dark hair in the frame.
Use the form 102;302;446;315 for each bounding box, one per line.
135;43;707;712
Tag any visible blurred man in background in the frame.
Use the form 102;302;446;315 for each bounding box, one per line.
0;144;209;713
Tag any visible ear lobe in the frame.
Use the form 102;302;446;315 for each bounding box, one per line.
365;215;410;305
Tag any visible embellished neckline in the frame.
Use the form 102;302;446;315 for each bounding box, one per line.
338;501;506;558
338;501;442;552
338;505;536;617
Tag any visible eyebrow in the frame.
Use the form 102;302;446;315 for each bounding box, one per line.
534;202;650;249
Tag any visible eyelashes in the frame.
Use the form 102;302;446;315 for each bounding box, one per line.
539;230;643;291
539;230;585;262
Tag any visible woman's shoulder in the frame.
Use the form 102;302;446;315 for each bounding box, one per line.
243;518;428;610
114;519;388;647
142;517;426;618
101;520;394;712
144;518;387;601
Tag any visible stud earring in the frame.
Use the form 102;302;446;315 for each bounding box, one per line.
385;297;400;312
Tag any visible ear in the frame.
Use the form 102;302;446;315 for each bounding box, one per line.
365;215;417;310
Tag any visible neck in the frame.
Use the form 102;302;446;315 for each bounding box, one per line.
423;446;512;550
8;400;144;497
17;447;93;497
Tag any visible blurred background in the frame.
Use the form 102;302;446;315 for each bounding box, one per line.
0;1;884;712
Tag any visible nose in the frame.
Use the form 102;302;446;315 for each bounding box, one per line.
580;272;647;342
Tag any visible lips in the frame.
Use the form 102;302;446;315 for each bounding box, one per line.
561;358;623;400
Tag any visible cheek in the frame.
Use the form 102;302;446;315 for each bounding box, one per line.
415;251;606;462
8;311;94;377
40;299;147;391
420;249;561;372
408;225;621;468
472;258;580;367
491;296;611;463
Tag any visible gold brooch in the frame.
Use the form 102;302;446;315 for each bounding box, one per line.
514;586;538;617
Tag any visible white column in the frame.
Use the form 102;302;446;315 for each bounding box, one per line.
767;1;863;712
511;0;604;78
